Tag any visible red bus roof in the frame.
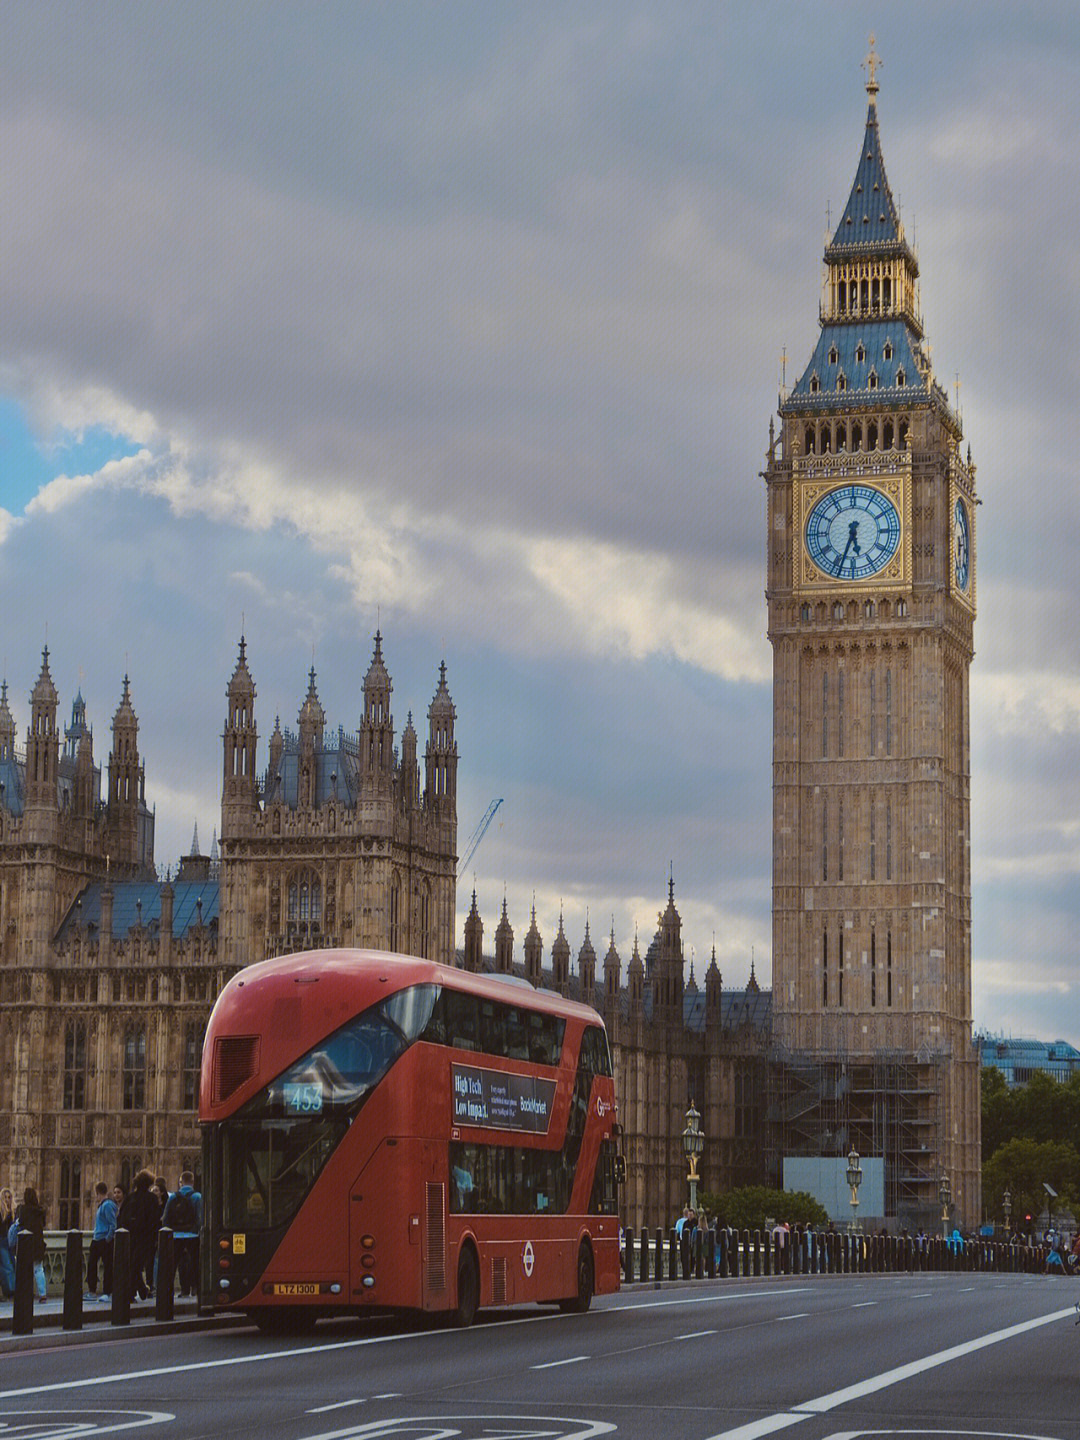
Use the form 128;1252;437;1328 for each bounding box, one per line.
200;947;605;1121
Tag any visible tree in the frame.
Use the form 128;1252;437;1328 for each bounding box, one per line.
982;1137;1080;1229
698;1185;828;1232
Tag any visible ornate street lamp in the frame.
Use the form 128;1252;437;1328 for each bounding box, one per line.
1002;1186;1012;1235
682;1100;704;1212
938;1172;952;1240
846;1147;862;1232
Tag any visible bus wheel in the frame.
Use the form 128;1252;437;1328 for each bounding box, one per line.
453;1247;479;1328
250;1308;317;1335
559;1243;594;1314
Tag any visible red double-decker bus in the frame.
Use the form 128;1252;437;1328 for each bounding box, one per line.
200;948;622;1331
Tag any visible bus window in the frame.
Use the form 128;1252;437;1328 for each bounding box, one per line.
445;990;479;1051
505;1007;529;1061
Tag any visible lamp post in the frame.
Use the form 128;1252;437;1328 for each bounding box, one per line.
938;1172;952;1241
682;1100;704;1213
1002;1186;1012;1236
846;1147;862;1232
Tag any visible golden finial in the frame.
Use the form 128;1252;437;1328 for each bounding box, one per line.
863;35;881;104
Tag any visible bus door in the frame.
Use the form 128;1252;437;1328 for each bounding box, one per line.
350;1136;439;1311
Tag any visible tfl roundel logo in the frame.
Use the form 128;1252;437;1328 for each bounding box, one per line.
523;1240;535;1277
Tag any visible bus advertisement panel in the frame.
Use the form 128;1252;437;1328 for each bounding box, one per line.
199;948;622;1330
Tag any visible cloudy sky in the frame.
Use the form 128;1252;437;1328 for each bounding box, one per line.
1;2;1076;1045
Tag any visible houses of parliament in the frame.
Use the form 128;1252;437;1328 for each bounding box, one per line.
0;55;979;1233
0;633;770;1232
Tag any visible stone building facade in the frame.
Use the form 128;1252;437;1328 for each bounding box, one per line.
0;633;459;1223
462;881;771;1232
764;56;981;1227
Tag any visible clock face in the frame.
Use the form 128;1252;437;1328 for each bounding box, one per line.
953;497;970;591
804;484;901;580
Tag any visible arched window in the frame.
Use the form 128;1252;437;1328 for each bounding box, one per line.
287;870;322;939
63;1020;87;1111
123;1028;146;1111
183;1022;201;1110
59;1158;82;1230
389;873;402;952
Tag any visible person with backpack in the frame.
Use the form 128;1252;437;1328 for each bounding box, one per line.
13;1186;48;1301
162;1171;201;1298
84;1181;117;1302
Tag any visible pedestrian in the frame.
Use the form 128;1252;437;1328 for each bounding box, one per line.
162;1170;202;1298
85;1181;117;1302
118;1170;159;1301
150;1177;170;1294
14;1186;48;1301
0;1187;15;1298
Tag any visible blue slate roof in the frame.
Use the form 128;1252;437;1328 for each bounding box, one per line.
56;880;220;942
264;726;360;808
826;102;909;259
789;319;928;406
0;754;23;816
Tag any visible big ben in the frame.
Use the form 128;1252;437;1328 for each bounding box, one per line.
764;48;980;1229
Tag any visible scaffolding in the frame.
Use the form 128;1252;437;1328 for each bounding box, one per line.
767;1042;946;1227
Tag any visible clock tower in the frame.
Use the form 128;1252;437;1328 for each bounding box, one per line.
764;49;980;1228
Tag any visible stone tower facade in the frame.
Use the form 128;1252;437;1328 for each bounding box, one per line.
764;55;980;1226
218;632;458;969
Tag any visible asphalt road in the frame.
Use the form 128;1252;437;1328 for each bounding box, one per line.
1;1272;1078;1440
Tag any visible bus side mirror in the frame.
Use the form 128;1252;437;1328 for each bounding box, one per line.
614;1154;626;1185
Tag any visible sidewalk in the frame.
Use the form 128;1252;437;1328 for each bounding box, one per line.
0;1292;241;1344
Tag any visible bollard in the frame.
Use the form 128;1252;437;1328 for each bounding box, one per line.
762;1228;772;1276
63;1230;84;1331
112;1228;132;1326
706;1226;716;1279
694;1226;704;1279
156;1228;176;1322
669;1228;679;1280
637;1227;649;1284
680;1224;691;1279
12;1233;35;1335
623;1226;635;1285
718;1228;729;1279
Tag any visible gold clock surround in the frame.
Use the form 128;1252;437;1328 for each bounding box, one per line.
793;455;911;591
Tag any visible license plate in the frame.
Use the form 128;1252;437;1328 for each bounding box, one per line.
271;1283;320;1296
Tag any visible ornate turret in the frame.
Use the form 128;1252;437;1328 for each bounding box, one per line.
0;680;14;765
296;667;325;809
705;942;722;1021
651;874;684;1021
400;711;419;812
267;715;284;798
603;922;621;1001
628;932;644;1013
551;910;570;994
25;647;59;813
523;903;542;987
425;660;457;815
360;632;393;787
463;888;483;972
223;636;258;823
106;675;146;871
494;895;514;974
577;917;597;1006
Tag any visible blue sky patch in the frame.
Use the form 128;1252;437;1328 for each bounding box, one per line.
0;395;140;515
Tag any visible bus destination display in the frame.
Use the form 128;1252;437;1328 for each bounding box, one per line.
452;1064;556;1134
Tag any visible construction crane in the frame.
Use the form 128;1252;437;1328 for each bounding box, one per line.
457;797;504;879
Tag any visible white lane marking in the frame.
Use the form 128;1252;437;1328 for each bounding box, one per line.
307;1399;367;1413
300;1419;615;1440
674;1330;718;1340
619;1287;813;1312
851;1302;876;1308
702;1304;1077;1440
530;1355;589;1369
774;1313;809;1322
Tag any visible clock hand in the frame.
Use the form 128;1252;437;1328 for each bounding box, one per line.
835;520;860;577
